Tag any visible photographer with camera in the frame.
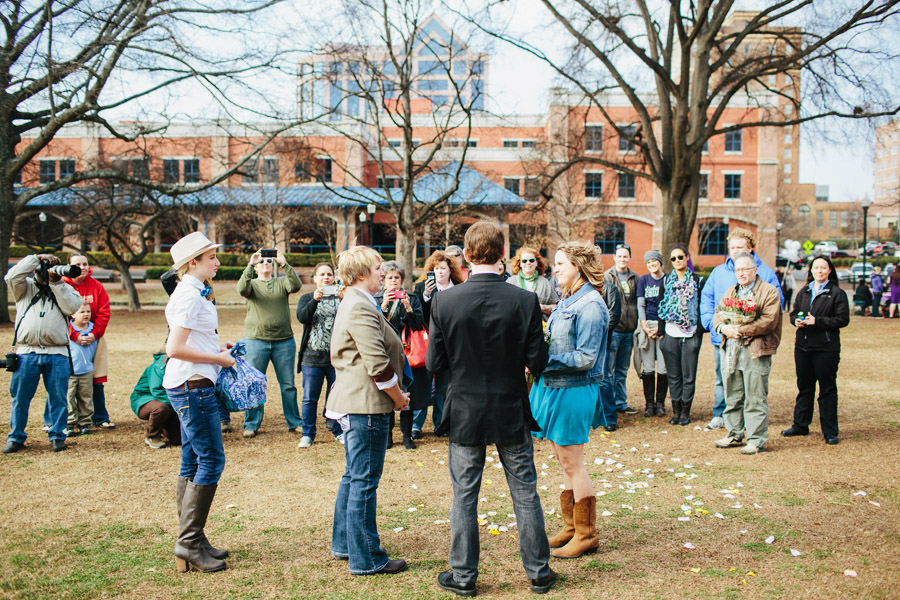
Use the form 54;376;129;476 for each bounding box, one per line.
237;248;302;438
3;254;84;454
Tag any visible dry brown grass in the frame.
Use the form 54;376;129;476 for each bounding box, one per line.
1;300;899;600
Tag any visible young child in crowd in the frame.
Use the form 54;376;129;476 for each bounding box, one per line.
66;302;98;436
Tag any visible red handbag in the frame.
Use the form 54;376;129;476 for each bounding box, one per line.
402;327;429;368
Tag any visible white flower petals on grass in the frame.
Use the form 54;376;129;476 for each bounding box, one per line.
393;527;404;533
853;491;867;496
790;549;803;557
678;516;691;522
844;570;858;577
765;536;775;544
684;542;696;549
714;512;725;519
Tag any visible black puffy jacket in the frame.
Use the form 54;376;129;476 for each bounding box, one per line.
789;281;849;352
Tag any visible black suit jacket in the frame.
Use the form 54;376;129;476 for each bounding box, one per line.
426;272;549;445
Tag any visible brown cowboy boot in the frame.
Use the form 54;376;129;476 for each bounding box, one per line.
547;489;575;548
551;496;599;559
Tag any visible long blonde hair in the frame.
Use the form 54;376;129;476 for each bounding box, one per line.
556;241;604;295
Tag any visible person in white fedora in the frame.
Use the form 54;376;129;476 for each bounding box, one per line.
163;231;236;573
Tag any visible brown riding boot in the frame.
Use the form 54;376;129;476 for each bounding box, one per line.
551;496;599;559
547;489;575;548
174;482;227;572
177;476;227;560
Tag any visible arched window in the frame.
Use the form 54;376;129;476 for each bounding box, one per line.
779;205;792;220
797;204;810;218
698;221;729;256
594;219;625;254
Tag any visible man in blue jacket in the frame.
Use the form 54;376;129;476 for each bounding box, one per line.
699;229;784;430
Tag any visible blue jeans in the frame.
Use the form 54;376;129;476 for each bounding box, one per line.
300;365;342;439
242;338;301;432
331;413;391;574
607;330;634;411
9;353;70;443
44;380;107;427
412;370;447;433
713;345;726;417
447;437;552;584
167;384;225;485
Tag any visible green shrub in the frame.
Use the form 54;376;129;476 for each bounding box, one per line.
144;266;246;280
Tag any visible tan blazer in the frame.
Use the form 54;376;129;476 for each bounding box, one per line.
327;286;405;415
712;276;783;360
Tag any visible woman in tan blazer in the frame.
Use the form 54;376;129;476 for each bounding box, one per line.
326;246;410;576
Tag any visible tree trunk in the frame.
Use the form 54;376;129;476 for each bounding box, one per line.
660;178;700;269
116;260;142;311
0;200;11;324
394;214;417;292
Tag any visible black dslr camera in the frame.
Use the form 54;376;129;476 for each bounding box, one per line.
33;260;80;284
0;353;18;372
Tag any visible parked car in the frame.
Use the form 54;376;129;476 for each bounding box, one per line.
812;241;839;257
846;262;875;284
881;241;898;255
859;241;883;257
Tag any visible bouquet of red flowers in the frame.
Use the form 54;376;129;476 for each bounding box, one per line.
717;297;758;374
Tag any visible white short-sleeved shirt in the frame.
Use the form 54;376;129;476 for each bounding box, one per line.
163;274;222;389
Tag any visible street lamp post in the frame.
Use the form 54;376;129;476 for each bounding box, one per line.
358;211;367;246
366;203;376;250
875;212;881;243
861;194;872;284
38;212;47;250
776;222;783;255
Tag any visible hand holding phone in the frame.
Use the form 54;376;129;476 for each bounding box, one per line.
322;285;340;296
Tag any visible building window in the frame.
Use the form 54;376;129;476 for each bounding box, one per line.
698;221;729;256
594;220;625;254
784;163;792;174
698;173;709;200
584;172;603;198
702;139;709;154
784;104;793;115
261;158;279;184
503;140;518;148
59;160;75;179
242;158;259;184
114;158;148;179
784;148;792;159
295;158;332;183
841;211;849;227
724;130;742;153
320;158;332;183
816;210;824;227
504;178;522;196
521;140;536;148
724;173;742;199
617;173;636;199
784;133;792;144
798;204;810;218
618;125;637;152
585;126;603;151
39;160;56;184
830;211;837;227
13;169;22;186
376;176;402;189
163;159;180;183
184;159;200;183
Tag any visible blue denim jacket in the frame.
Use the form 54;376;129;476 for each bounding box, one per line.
542;283;609;388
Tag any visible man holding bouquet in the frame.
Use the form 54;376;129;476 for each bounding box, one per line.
712;253;783;455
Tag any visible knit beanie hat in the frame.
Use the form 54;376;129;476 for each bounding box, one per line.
644;250;663;264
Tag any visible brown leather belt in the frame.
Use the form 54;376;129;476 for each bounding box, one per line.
185;377;214;389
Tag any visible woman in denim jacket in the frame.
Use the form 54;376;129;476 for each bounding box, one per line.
529;241;609;560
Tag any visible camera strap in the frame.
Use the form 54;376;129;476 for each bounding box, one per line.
10;291;44;351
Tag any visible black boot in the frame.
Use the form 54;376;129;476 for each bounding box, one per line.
400;410;416;449
177;477;227;560
641;373;655;417
387;411;395;449
669;402;681;425
678;401;692;426
655;374;668;417
175;482;227;572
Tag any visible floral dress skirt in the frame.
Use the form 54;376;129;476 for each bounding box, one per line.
529;377;603;446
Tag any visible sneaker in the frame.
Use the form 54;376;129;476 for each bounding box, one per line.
288;427;303;434
221;422;234;434
707;416;725;430
79;426;91;435
410;429;422;441
63;427;76;437
298;436;313;448
335;433;345;445
145;435;167;449
51;439;67;452
714;435;743;448
41;425;50;433
2;441;24;454
620;406;639;415
98;421;116;429
243;429;257;439
740;443;763;455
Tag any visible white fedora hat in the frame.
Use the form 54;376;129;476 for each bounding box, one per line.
170;231;222;270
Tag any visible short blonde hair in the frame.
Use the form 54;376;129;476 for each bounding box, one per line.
727;228;756;249
337;246;382;284
557;241;605;290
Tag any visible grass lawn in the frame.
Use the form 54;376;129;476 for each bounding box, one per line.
1;285;899;599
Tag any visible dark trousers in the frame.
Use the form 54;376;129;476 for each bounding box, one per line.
138;399;182;444
792;348;840;438
873;293;882;317
659;333;702;405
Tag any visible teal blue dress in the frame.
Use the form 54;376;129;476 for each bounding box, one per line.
530;380;604;446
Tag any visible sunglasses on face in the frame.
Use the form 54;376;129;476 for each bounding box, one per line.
261;258;273;264
520;258;537;264
616;244;631;251
670;255;686;261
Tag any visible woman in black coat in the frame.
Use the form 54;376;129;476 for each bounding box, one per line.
782;256;850;445
376;261;427;449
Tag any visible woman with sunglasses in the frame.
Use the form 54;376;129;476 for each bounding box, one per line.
658;243;706;426
237;249;303;439
508;246;558;316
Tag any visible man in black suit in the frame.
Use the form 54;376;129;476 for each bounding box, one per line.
426;222;557;596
